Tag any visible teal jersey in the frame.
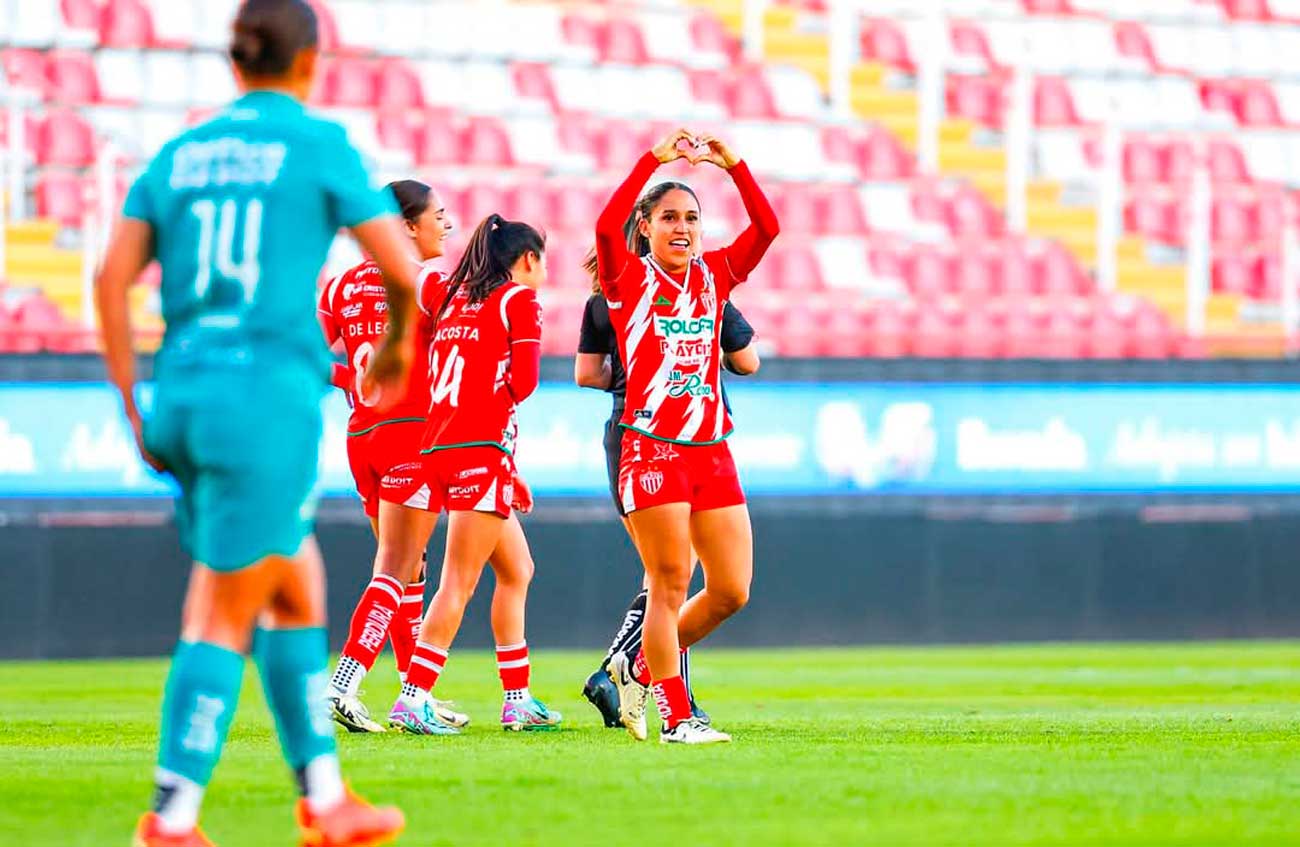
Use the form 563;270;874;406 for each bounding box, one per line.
123;90;395;381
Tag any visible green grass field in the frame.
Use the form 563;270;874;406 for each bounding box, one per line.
2;643;1299;846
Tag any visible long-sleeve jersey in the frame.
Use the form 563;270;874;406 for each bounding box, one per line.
595;151;778;444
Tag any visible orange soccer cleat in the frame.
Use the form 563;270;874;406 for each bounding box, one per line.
296;787;405;847
132;813;216;847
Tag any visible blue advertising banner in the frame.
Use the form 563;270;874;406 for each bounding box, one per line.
1;382;1298;498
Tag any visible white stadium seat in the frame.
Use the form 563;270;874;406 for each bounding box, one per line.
95;50;149;103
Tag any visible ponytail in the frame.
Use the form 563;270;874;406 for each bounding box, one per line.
438;213;545;318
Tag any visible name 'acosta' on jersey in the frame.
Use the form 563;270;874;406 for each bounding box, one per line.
421;280;543;456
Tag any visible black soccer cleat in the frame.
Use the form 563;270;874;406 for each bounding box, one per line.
689;698;711;726
583;667;623;728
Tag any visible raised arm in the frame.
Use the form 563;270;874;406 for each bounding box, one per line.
596;129;694;286
695;135;780;282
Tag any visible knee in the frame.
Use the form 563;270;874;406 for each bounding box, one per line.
648;567;691;608
373;545;417;581
433;570;480;610
713;581;750;616
496;555;534;589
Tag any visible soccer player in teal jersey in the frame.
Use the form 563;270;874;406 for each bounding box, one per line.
94;3;417;846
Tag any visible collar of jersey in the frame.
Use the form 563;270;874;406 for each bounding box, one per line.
646;255;691;294
233;90;304;114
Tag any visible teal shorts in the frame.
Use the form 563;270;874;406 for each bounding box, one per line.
143;362;325;572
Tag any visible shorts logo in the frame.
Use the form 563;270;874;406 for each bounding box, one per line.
456;467;488;479
639;471;664;496
449;484;481;498
502;483;514;505
652;444;680;462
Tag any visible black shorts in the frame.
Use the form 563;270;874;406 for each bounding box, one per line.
603;406;625;517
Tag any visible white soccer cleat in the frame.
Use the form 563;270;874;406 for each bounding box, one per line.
605;651;648;741
660;717;732;745
327;690;387;734
433;698;470;728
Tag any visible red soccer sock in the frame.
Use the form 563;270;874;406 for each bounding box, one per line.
631;648;652;686
496;642;530;693
405;641;449;693
340;574;403;671
651;675;692;730
389;578;424;676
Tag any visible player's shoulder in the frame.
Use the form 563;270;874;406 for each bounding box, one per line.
699;249;732;278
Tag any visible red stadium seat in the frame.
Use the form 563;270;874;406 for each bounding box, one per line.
458;184;512;227
1039;308;1087;358
689;12;740;63
1257;253;1284;300
1236;82;1284;127
591;120;651;170
861;127;914;179
561;13;602;51
1022;0;1075;12
462;117;514;167
416;116;464;166
999;240;1043;297
772;186;819;236
819;186;869;235
1123;138;1166;183
374;61;424;110
1039;241;1091;296
1211;192;1261;244
34;171;87;226
1163;140;1195;184
1219;0;1272;20
321;59;377;108
1034;77;1081;127
61;0;100;30
1113;21;1158;71
955;306;1002;358
307;0;340;53
950;20;995;69
507;182;554;228
512;62;557;110
860;19;915;74
3;50;48;97
36;110;95;167
947;75;1004;128
727;66;779;119
952;245;999;298
946;186;1004;238
908;245;955;299
1086;311;1130;359
100;0;155;48
45;50;100;105
1130;310;1172;358
600;18;650;64
376;111;420;160
1125;194;1183;245
1207;140;1251;184
1211;253;1259;296
769;246;824;291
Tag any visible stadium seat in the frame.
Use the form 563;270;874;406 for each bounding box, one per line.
95;50;147;103
143;0;199;47
320;59;377;108
945;187;1004;238
34;171;86;226
36;110;95;166
1035;77;1082;127
600;17;650;64
688;11;740;66
60;0;101;32
861;18;916;74
375;60;424;109
947;74;1004;127
100;0;155;48
3;49;48;98
9;0;62;48
45;49;99;104
727;66;780;120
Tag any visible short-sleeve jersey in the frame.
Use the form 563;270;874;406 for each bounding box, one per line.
122;90;395;381
318;260;444;435
421;282;543;455
602;251;739;444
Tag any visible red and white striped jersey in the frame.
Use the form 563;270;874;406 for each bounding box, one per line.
420;281;543;455
604;251;737;444
318;260;445;435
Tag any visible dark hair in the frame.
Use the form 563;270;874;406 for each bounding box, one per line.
230;0;318;78
584;181;699;289
439;214;545;317
387;179;432;224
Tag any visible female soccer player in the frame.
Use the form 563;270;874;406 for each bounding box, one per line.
575;262;761;728
96;2;411;845
594;130;779;744
388;214;563;735
319;179;470;734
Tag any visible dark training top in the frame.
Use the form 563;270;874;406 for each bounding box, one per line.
578;294;755;414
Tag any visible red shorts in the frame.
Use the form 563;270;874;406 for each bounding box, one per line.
346;421;428;519
617;429;746;515
419;446;516;519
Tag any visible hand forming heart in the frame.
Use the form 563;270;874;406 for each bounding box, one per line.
652;128;740;170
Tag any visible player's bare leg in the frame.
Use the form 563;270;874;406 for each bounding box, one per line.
328;505;438;732
389;510;505;735
678;505;753;648
489;514;561;730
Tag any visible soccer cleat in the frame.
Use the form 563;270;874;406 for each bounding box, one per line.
132;813;216;847
501;697;563;731
689;698;711;726
582;667;623;728
605;651;648;741
296;786;404;847
328;691;386;734
433;698;470;729
659;717;732;745
387;696;461;736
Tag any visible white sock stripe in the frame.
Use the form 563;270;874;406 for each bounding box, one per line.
495;641;527;652
370;580;402;605
401;596;423;604
415;641;448;657
410;655;444;673
496;658;530;669
373;574;403;590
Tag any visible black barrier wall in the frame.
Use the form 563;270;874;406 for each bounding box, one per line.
2;498;1298;659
